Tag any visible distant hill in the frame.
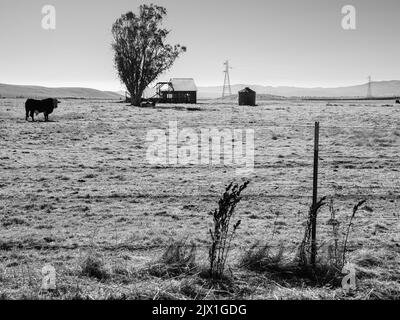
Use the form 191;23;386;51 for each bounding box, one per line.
3;80;399;101
198;80;400;99
0;83;124;100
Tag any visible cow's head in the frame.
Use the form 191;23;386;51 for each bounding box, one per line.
53;98;60;108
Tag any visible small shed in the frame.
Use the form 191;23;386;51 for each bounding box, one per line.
155;78;197;104
238;87;256;106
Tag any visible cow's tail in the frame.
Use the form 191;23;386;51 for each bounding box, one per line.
25;101;29;120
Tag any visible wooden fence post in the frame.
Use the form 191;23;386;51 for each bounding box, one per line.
311;121;319;265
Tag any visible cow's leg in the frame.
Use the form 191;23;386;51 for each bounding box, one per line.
30;111;35;122
45;113;49;122
25;109;29;121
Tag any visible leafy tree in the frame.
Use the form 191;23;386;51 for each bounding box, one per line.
112;4;186;106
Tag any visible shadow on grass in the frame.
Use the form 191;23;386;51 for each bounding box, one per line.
136;105;203;111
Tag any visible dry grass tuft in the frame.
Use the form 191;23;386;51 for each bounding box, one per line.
79;252;109;281
239;242;342;287
239;242;286;273
148;239;197;278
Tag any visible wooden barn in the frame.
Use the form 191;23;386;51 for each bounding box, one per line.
238;87;256;106
155;78;197;104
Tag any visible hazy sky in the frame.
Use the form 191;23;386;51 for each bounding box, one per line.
0;0;399;91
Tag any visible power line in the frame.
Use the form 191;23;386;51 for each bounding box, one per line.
367;76;373;98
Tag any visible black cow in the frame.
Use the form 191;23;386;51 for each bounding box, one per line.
25;98;60;122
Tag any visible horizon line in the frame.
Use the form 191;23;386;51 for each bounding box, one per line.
1;79;398;92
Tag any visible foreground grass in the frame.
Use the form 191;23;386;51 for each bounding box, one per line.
0;243;398;300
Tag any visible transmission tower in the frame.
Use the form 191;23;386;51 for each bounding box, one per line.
367;75;372;98
222;60;232;98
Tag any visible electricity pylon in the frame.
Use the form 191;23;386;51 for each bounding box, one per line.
222;60;232;98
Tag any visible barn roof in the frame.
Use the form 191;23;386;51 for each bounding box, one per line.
170;78;197;91
239;87;256;93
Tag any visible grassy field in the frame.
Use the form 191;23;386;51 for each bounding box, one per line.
0;98;399;299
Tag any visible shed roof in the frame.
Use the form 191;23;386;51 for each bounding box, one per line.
239;87;256;93
170;78;197;91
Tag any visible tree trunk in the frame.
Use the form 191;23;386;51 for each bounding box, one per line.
130;91;143;106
